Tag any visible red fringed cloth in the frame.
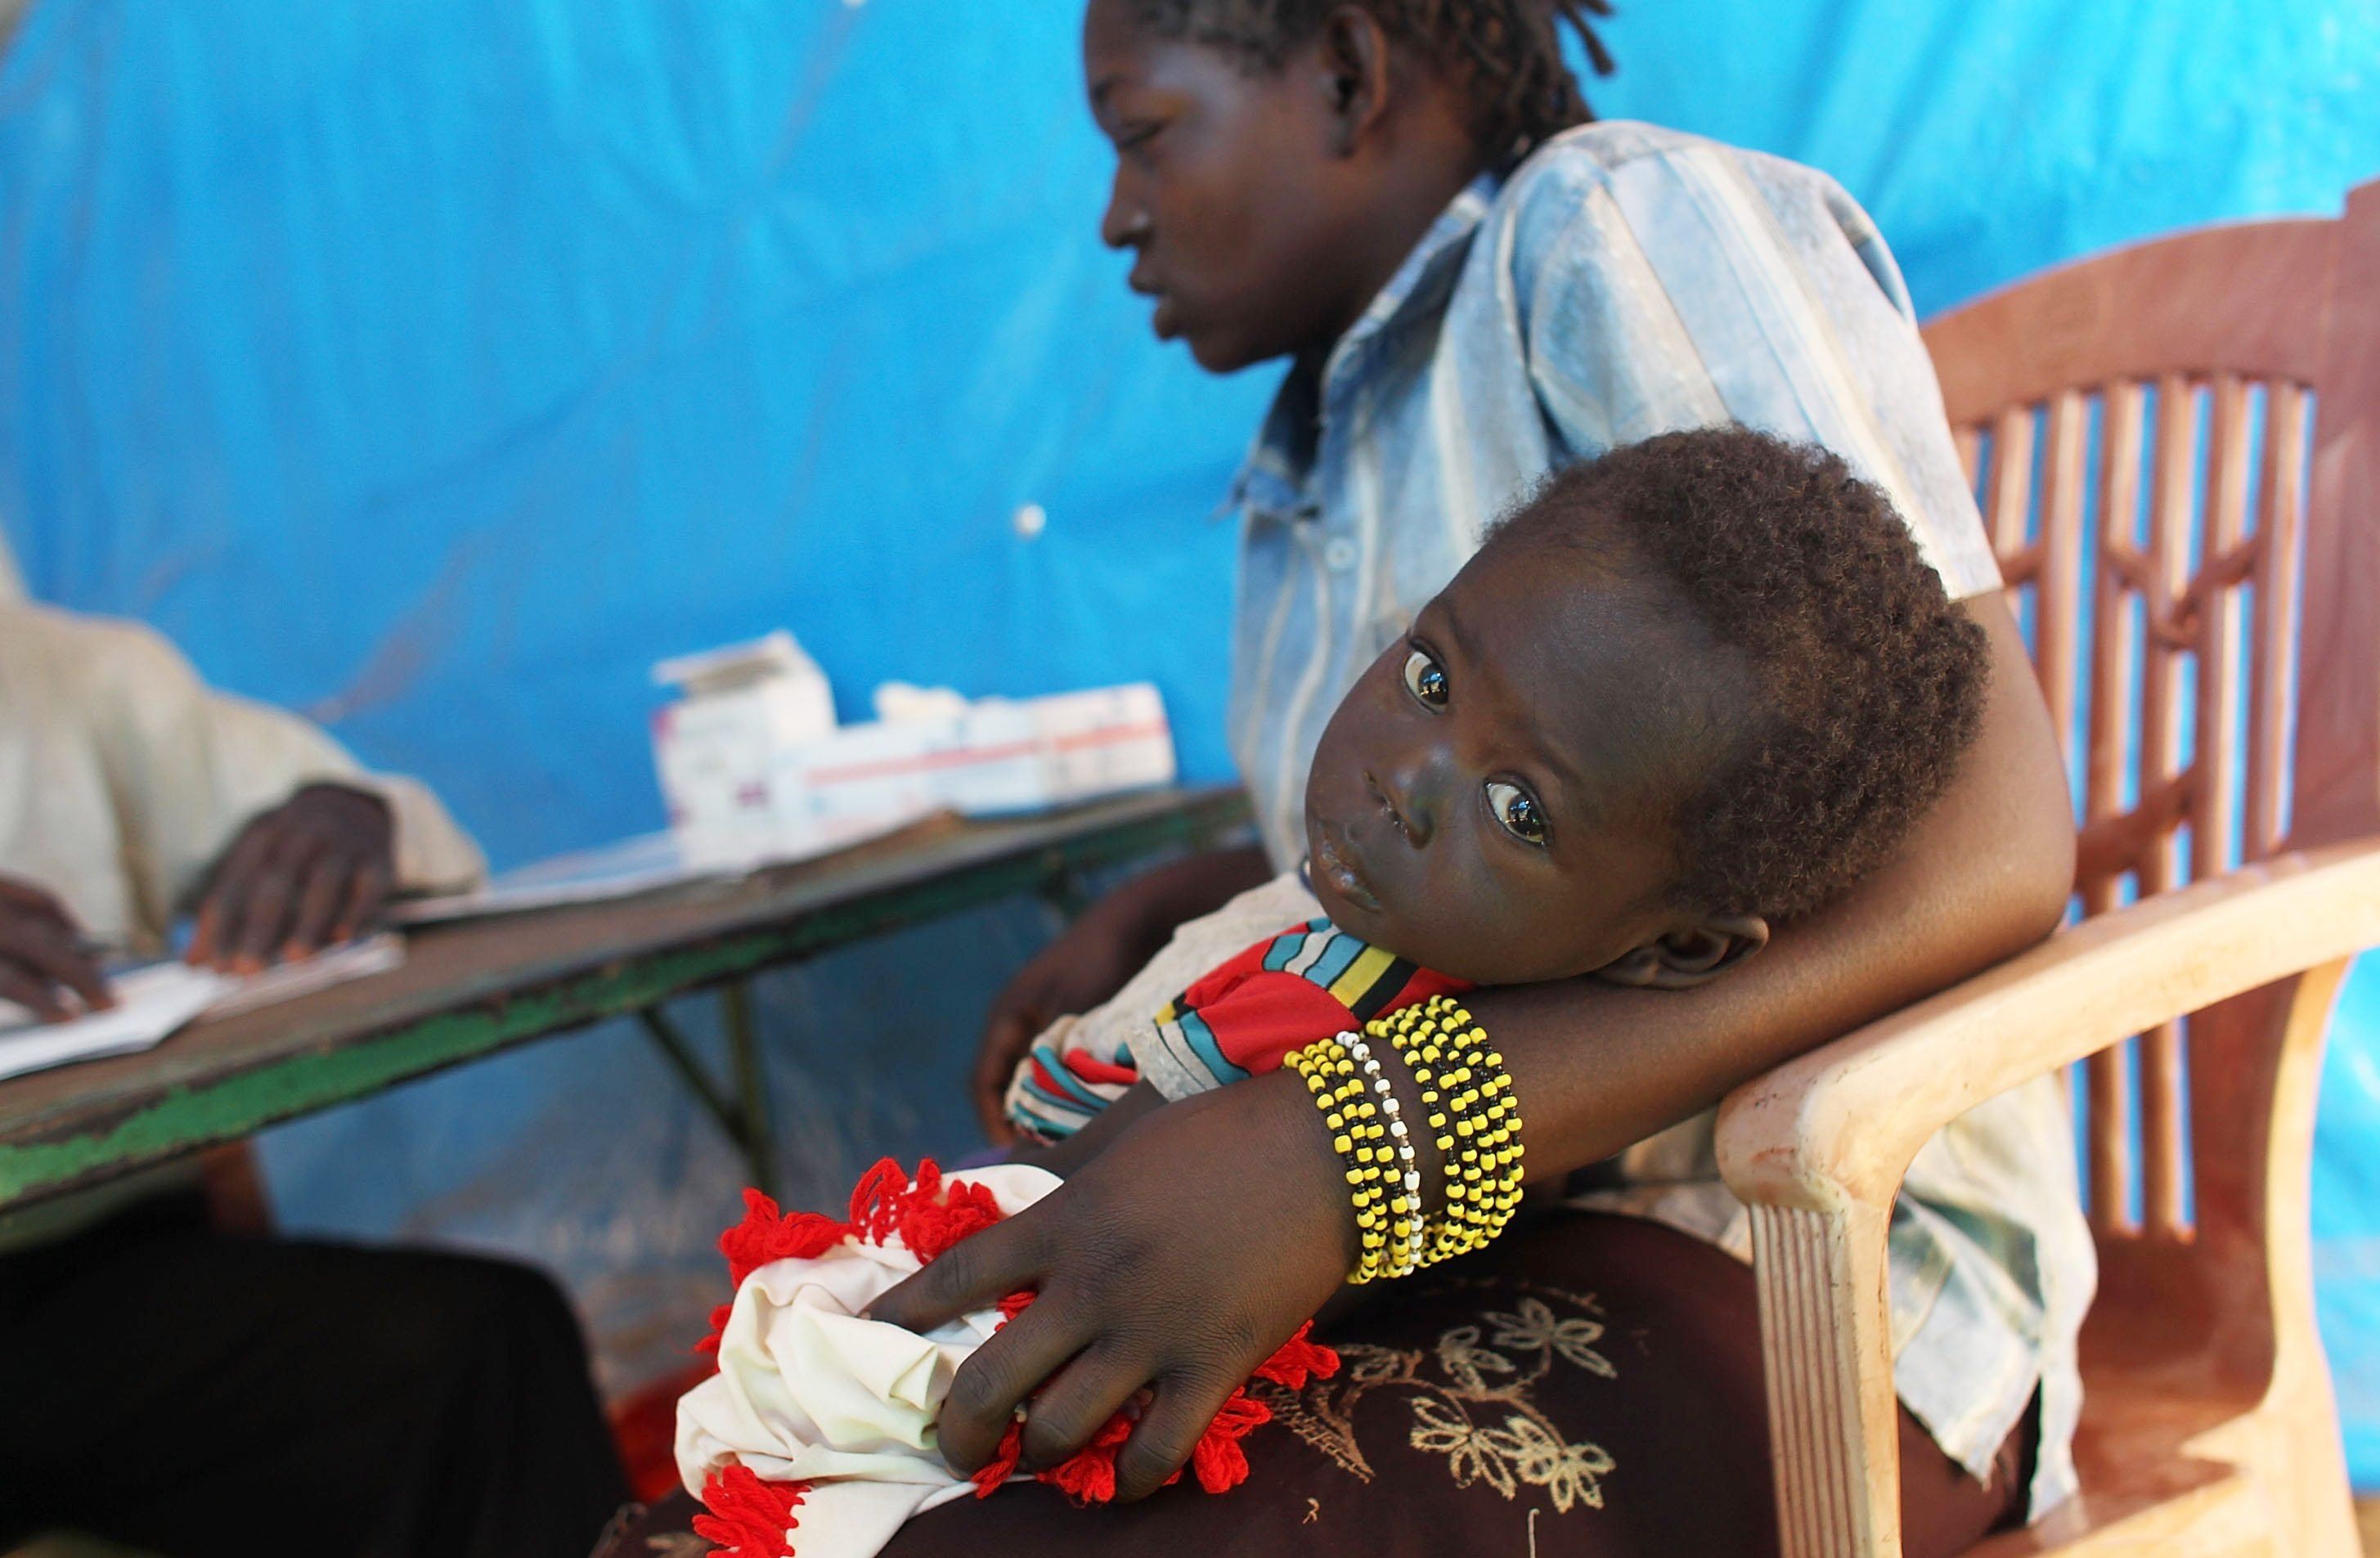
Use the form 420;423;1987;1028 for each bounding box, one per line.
683;1158;1336;1558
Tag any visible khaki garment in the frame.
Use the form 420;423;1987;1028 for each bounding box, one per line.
0;601;483;954
0;600;487;1250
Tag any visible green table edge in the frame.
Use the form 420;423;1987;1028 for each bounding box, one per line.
0;789;1250;1212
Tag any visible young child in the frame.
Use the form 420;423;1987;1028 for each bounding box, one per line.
1005;424;1985;1147
681;426;1992;1557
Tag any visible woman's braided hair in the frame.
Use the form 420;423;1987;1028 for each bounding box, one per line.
1132;1;1616;156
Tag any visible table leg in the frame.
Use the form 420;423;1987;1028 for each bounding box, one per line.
1038;861;1097;922
719;978;779;1198
637;987;779;1196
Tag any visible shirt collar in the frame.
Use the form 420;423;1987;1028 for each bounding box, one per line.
1229;166;1506;513
1327;167;1502;375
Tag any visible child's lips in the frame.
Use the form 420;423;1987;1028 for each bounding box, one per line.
1310;823;1381;914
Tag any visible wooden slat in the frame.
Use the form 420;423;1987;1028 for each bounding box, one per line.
2246;383;2310;860
1983;403;2038;564
2036;389;2089;761
1952;424;1983;490
1751;1202;1903;1558
2195;374;2253;882
2083;1039;2131;1235
2086;381;2149;851
2081;379;2145;1232
2137;373;2201;1237
2180;537;2258;610
1997;541;2045;590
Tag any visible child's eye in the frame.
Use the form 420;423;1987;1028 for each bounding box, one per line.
1486;781;1547;846
1402;648;1448;708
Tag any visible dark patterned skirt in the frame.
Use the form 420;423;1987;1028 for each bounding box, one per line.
596;1212;2032;1558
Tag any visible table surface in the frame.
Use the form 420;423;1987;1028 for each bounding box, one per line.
0;786;1249;1215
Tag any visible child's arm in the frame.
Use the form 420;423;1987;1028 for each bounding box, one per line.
974;848;1275;1138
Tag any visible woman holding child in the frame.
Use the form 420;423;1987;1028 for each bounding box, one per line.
858;4;2088;1554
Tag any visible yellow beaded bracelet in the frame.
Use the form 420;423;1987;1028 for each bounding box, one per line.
1370;996;1525;1266
1295;1041;1399;1284
1291;998;1525;1283
1340;1026;1426;1278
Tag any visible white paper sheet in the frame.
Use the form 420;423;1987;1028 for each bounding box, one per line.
0;934;406;1082
0;963;223;1082
388;814;918;926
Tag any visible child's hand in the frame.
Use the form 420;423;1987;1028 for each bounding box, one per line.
972;845;1276;1141
869;1068;1353;1500
973;908;1154;1143
1005;1081;1167;1179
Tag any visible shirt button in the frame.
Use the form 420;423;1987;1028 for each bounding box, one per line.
1322;537;1358;572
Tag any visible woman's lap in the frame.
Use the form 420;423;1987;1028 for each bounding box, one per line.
882;1211;2029;1558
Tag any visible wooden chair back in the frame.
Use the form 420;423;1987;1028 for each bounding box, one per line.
1920;177;2380;1452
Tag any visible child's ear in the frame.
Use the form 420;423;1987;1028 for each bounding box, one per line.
1596;915;1771;991
1313;3;1392;155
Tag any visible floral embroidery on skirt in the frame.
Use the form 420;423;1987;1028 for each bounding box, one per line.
1251;1277;1619;1513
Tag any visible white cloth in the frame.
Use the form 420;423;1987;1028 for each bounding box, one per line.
676;1164;1062;1558
0;602;485;955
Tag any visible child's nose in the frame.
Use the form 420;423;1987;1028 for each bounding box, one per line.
1382;751;1449;848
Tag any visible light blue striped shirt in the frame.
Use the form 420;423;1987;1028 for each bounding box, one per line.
1221;121;2090;1515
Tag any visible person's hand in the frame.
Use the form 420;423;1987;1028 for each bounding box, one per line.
0;877;113;1021
186;783;394;972
869;1068;1354;1499
973;899;1166;1143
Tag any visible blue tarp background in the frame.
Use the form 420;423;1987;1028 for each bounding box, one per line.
3;0;2378;1461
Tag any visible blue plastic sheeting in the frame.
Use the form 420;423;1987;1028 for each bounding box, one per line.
2321;962;2380;1483
3;0;2378;1422
0;1;1263;859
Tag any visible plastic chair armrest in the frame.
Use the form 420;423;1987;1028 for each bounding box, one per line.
1717;835;2380;1213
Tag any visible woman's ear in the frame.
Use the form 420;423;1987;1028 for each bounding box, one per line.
1596;915;1772;991
1313;3;1393;156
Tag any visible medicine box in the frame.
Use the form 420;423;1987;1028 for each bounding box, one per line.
652;631;1177;867
771;682;1175;828
649;631;837;864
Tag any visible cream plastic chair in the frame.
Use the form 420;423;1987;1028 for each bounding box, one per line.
1717;179;2380;1557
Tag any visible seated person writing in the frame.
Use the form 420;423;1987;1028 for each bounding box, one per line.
0;599;628;1558
687;429;2083;1558
0;599;485;998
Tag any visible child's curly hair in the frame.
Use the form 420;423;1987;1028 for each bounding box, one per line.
1129;1;1615;156
1493;427;1992;923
